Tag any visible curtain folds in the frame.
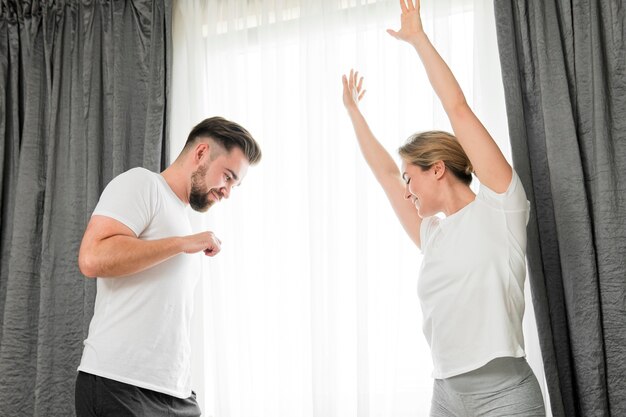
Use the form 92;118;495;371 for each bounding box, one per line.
494;1;626;416
0;1;171;415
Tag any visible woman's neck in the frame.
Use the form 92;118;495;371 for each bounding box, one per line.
441;181;476;216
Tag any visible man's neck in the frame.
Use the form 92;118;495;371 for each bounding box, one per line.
160;164;190;204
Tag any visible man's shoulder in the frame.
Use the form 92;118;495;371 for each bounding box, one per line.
99;168;161;201
111;167;159;187
95;168;162;225
120;167;157;179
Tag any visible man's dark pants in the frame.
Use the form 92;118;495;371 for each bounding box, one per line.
75;371;201;417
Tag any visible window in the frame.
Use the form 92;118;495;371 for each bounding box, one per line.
171;1;546;416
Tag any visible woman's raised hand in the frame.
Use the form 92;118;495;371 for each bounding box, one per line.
342;69;366;111
387;0;424;44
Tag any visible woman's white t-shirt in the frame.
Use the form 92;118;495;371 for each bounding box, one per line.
418;171;530;379
78;167;199;398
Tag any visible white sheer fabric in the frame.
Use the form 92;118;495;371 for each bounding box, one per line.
170;0;549;416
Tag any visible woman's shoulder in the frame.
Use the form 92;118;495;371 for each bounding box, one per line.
476;170;529;212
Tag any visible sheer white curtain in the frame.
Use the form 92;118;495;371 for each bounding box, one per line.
170;1;549;416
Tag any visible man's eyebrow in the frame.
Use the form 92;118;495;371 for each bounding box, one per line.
226;168;239;181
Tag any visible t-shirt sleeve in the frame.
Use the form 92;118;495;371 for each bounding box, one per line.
420;216;440;253
92;168;158;237
477;170;530;218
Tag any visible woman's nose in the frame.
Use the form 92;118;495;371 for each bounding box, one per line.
404;183;412;200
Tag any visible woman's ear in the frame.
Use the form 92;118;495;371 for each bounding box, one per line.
433;160;446;179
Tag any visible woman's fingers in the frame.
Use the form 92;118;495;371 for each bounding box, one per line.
344;69;365;101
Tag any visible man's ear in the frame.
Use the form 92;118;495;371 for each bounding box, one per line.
433;160;446;179
194;142;210;163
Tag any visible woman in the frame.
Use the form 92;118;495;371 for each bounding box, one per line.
341;1;545;416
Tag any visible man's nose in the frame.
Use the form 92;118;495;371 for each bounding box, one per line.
220;184;232;199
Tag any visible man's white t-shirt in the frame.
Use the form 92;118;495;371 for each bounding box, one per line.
418;170;530;379
78;167;199;398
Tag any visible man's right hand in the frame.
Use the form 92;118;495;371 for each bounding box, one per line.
181;231;222;257
79;216;224;278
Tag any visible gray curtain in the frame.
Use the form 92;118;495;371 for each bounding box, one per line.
494;1;625;416
0;0;171;415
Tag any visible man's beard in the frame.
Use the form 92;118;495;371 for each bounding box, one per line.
189;162;216;212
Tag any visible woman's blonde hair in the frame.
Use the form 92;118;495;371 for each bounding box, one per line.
398;131;473;185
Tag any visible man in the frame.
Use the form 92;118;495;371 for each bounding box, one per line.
75;117;261;416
